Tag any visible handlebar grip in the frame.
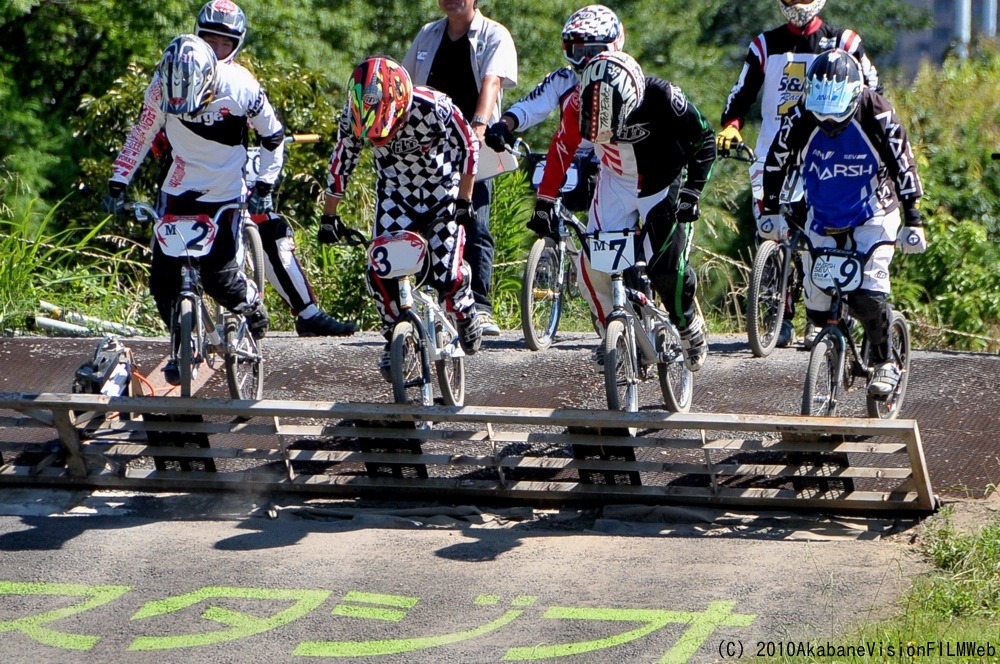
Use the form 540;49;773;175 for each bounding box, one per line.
343;228;369;247
287;133;321;144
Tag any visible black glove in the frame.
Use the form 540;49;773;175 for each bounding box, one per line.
527;198;559;238
484;120;515;153
675;188;701;223
317;214;347;244
454;199;475;228
101;181;128;216
248;182;273;215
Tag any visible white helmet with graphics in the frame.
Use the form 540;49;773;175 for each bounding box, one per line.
778;0;827;28
158;35;218;116
561;5;625;71
578;51;645;144
196;0;247;63
804;48;863;136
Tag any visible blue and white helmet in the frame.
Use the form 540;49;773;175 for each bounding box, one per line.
158;35;218;116
196;0;247;63
804;49;863;135
778;0;827;28
561;5;625;71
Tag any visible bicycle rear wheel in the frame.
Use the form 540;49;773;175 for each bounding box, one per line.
520;237;564;351
604;319;638;413
867;311;910;419
747;240;787;357
391;321;432;406
243;221;266;295
435;322;465;406
225;318;264;399
177;298;195;397
801;336;839;417
656;325;693;413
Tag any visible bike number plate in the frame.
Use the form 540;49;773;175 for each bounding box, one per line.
811;254;863;291
589;231;635;273
369;231;428;279
154;215;219;258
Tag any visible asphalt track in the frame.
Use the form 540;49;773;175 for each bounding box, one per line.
0;332;998;663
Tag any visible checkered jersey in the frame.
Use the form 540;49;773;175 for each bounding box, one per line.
327;87;478;232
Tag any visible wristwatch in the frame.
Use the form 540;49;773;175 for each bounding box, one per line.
471;114;487;127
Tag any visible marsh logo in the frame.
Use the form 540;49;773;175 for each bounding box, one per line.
808;162;873;180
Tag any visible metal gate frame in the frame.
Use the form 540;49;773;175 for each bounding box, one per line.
0;392;937;514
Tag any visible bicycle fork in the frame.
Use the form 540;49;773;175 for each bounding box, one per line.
397;277;433;388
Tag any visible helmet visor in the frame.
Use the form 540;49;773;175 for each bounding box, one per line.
564;42;611;67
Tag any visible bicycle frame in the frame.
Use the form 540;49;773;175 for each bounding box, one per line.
396;274;465;386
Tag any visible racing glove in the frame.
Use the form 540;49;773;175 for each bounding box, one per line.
317;214;348;244
716;125;743;153
248;182;274;215
675;188;701;223
101;181;129;217
757;213;788;242
897;226;927;254
454;199;476;228
484;120;515;153
527;198;559;238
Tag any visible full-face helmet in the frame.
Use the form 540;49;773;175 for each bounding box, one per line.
778;0;827;29
561;5;625;72
347;57;413;147
804;48;863;136
196;0;247;63
158;35;218;116
577;51;645;144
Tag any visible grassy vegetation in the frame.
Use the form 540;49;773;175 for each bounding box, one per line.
754;507;1000;663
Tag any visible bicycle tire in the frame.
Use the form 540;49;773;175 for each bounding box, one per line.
243;221;266;295
225;320;264;400
656;326;693;413
747;240;787;357
435;322;465;406
604;319;638;413
177;298;195;397
520;237;563;351
391;321;431;406
801;336;839;417
867;310;910;419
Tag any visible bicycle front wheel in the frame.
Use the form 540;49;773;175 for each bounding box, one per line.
802;336;839;417
867;311;911;419
747;240;787;357
604;319;638;413
243;221;266;295
177;298;195;397
435;322;465;406
656;326;693;413
225;319;264;400
520;237;564;351
391;321;431;406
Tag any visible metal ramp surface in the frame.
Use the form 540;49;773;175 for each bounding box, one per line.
0;392;937;514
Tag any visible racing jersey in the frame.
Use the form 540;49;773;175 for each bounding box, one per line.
721;19;880;159
504;66;595;154
326;87;478;227
761;88;922;234
537;77;715;201
111;62;284;203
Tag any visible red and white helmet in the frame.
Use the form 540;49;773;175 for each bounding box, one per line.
347;57;413;147
561;5;625;71
196;0;247;63
778;0;827;29
578;51;645;144
158;35;218;116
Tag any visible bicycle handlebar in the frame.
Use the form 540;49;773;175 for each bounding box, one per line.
125;201;241;224
718;141;757;163
285;133;321;145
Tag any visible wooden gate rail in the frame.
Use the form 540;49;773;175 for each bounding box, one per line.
0;392;937;514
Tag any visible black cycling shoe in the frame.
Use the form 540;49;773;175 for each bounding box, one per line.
457;312;483;356
243;301;269;340
296;311;357;337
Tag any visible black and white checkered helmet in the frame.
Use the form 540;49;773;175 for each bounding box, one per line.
196;0;247;63
561;5;625;70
